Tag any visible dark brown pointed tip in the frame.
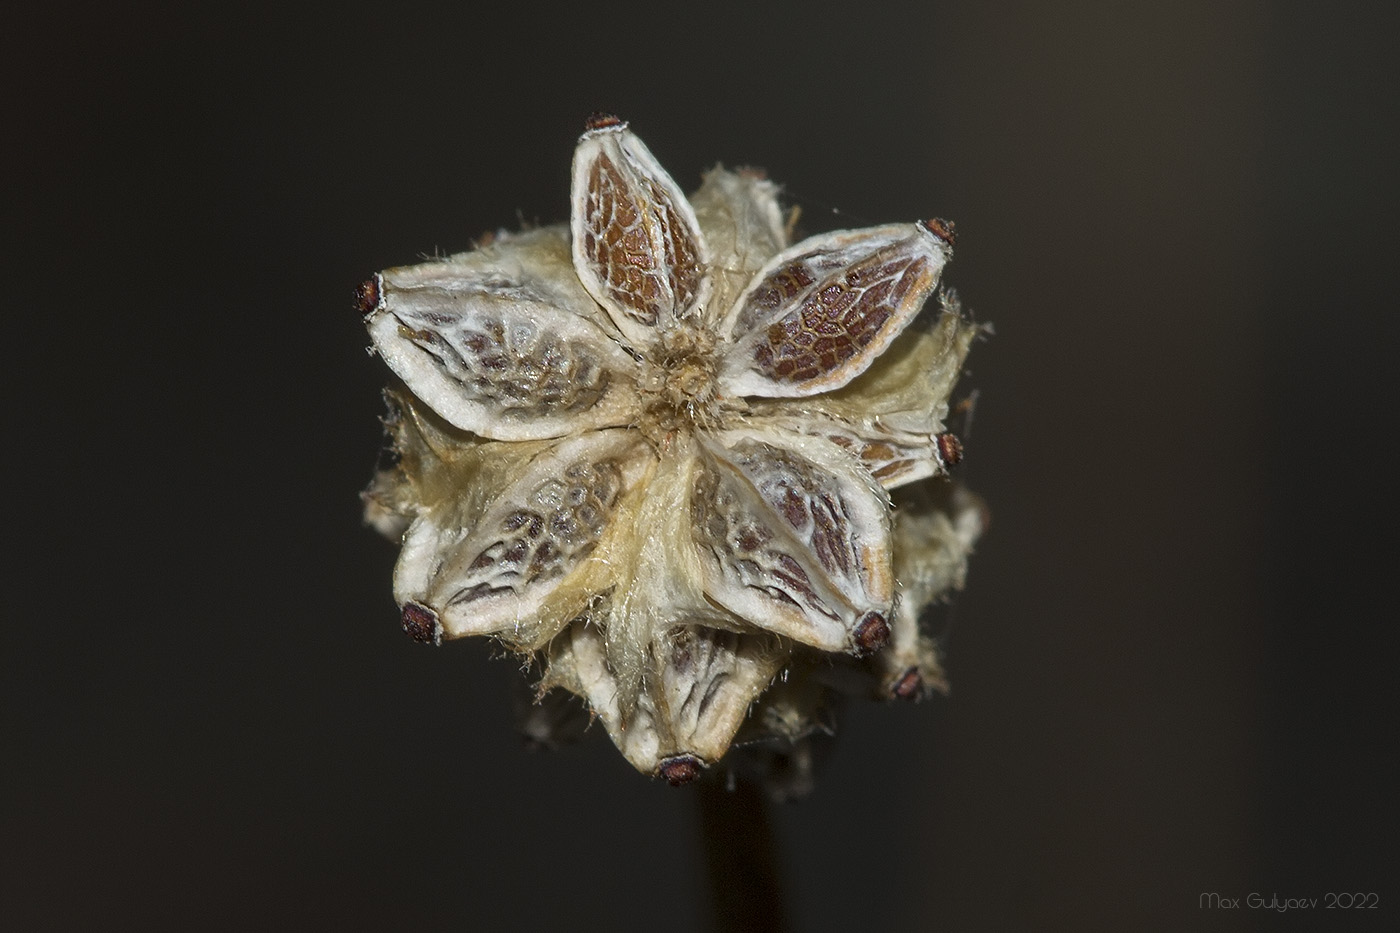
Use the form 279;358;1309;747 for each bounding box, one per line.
936;432;964;468
853;612;891;656
584;112;624;132
355;274;382;316
891;667;924;701
920;217;957;246
400;602;441;646
657;754;704;786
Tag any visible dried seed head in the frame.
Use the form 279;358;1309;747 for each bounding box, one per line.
362;119;986;790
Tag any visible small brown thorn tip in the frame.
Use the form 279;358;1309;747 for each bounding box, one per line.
400;602;441;645
853;612;891;656
920;217;957;246
355;274;382;316
584;112;624;132
891;668;923;701
936;432;964;468
658;754;703;786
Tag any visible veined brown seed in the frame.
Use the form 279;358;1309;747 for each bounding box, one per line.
361;118;986;787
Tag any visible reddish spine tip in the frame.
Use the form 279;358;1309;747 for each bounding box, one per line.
657;754;704;786
400;602;441;645
584;112;624;131
853;612;891;656
891;668;924;701
920;217;957;246
936;432;964;468
355;274;382;316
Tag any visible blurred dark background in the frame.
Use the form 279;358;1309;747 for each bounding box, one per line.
5;1;1398;929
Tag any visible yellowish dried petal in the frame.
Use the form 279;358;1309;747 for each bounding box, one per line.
876;480;986;699
748;301;981;488
687;166;788;317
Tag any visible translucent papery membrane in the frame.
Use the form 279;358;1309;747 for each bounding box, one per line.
571;122;711;348
875;480;986;700
746;308;981;489
686;167;789;314
689;430;895;655
718;223;950;398
366;228;641;441
392;429;655;649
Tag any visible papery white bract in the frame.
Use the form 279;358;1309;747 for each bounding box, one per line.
362;117;985;787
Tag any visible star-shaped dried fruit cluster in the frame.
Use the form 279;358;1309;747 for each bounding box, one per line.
361;116;986;788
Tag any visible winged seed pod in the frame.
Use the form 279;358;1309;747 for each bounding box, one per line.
360;116;986;788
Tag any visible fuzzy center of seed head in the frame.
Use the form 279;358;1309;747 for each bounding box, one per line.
638;322;724;437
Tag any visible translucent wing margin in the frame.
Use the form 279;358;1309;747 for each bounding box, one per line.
392;430;653;648
747;306;980;488
364;228;641;440
571;122;712;348
690;431;894;654
718;223;949;398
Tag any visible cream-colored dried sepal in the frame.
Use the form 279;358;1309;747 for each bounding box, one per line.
542;619;787;780
686;167;788;320
742;666;835;746
717;223;950;398
748;301;981;488
728;668;839;801
513;679;591;751
691;432;895;656
574;434;735;715
392;429;655;649
365;227;642;441
650;625;787;764
571;121;712;349
363;472;414;542
363;389;509;540
876;480;986;700
362;393;420;542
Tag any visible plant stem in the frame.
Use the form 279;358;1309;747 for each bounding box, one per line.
697;776;787;933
